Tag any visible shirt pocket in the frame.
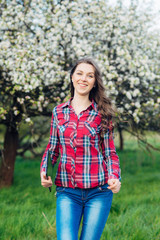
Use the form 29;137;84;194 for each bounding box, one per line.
57;119;69;133
83;121;101;137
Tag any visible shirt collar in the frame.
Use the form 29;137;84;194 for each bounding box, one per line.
60;97;98;112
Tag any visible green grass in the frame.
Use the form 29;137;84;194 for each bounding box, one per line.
0;131;160;240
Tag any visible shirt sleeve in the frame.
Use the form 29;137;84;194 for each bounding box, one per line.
40;108;60;175
101;128;121;181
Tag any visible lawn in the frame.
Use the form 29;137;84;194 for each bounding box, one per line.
0;131;160;240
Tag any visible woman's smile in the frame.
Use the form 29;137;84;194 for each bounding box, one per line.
78;83;88;87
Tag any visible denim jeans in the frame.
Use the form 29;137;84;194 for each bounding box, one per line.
56;183;113;240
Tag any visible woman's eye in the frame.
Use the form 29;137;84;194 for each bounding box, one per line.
77;73;82;75
89;75;94;78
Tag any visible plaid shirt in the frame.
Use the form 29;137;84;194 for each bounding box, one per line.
40;98;121;189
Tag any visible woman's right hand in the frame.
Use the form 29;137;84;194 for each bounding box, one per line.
41;172;53;188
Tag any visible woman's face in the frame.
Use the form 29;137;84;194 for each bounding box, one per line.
72;63;96;98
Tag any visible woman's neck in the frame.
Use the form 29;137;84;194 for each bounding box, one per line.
71;94;91;108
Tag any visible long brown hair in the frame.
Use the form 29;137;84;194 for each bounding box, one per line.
70;57;117;144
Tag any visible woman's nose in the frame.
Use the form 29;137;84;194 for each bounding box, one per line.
81;75;87;81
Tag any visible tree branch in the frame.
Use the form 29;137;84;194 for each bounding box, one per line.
124;127;160;152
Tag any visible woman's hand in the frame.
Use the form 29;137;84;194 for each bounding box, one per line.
107;179;121;193
41;172;53;188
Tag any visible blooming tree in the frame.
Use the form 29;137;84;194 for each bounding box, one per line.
78;0;160;148
0;0;159;186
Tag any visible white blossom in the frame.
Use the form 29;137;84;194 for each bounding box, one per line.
25;117;31;123
133;89;140;97
126;92;132;100
135;102;141;108
125;103;130;109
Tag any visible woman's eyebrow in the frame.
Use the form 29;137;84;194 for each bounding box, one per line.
76;70;94;74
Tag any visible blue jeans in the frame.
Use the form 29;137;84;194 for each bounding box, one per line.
56;183;113;240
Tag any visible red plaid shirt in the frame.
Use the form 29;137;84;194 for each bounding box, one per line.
40;98;121;189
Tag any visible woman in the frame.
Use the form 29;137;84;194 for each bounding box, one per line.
40;57;121;240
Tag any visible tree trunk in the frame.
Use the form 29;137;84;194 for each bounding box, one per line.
0;125;19;188
118;126;124;151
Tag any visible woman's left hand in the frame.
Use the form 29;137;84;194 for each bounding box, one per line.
107;179;121;193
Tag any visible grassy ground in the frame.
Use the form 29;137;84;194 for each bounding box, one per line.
0;131;160;240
